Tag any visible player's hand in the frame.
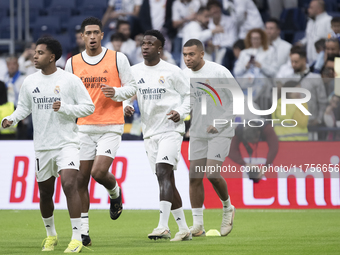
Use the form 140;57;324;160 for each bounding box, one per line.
207;125;218;134
124;106;135;117
101;84;115;98
2;119;13;128
53;101;61;112
167;110;180;123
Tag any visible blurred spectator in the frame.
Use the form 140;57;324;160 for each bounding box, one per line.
105;20;136;61
0;56;7;81
228;122;279;183
297;0;332;65
232;39;245;74
3;56;26;107
328;17;340;42
0;81;16;139
321;55;339;97
323;94;340;140
18;42;38;76
108;33;125;52
67;29;85;59
280;48;328;126
181;7;224;68
312;38;325;73
276;46;304;79
324;38;340;61
207;0;237;66
223;0;264;39
171;0;200;65
272;81;309;141
138;0;167;32
102;0;142;38
234;29;277;101
267;0;297;20
265;18;291;70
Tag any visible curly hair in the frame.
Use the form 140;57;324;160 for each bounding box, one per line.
244;28;269;51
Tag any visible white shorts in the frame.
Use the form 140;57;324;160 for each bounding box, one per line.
144;132;183;173
189;136;231;162
35;146;80;182
79;132;121;160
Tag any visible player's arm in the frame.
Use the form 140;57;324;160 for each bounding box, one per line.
64;58;73;73
228;130;247;165
262;124;279;166
171;69;190;122
2;81;32;128
57;76;95;118
105;52;137;101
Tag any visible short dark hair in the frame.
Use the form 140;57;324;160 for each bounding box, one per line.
283;80;300;88
81;17;102;32
116;20;130;31
331;17;340;25
36;37;62;61
266;17;281;30
321;54;339;73
315;38;326;51
290;46;306;59
197;6;208;15
183;39;204;50
233;39;245;50
207;0;222;10
110;32;125;42
144;30;165;47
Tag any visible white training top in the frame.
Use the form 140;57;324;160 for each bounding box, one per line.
114;59;190;139
2;68;95;151
183;60;238;138
65;47;137;135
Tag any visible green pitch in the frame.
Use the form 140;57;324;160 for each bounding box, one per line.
0;209;339;254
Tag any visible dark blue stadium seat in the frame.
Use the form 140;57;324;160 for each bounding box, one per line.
53;34;72;53
78;0;107;19
293;31;306;44
32;16;62;41
328;11;340;17
0;1;10;18
66;15;89;40
0;17;25;39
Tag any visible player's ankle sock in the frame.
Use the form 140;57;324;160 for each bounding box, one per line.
157;201;171;229
171;207;190;231
42;215;57;237
107;182;120;199
81;213;89;236
221;196;232;210
192;208;204;226
70;218;82;242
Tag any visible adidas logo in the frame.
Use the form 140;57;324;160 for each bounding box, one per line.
160;210;163;214
103;70;108;73
137;78;145;84
105;149;111;154
162;156;169;160
32;87;40;93
215;154;221;158
176;217;181;221
45;225;50;227
68;161;75;166
73;227;78;230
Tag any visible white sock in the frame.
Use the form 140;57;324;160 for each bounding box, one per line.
81;213;89;236
107;182;120;199
70;218;82;242
221;197;232;210
42;215;57;237
192;208;204;226
157;201;171;229
171;208;189;231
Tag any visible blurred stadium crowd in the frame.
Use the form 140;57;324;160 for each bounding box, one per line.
0;0;340;141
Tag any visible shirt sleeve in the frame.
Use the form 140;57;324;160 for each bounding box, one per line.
172;69;190;120
58;76;95;118
64;58;73;73
112;52;138;101
3;79;32;126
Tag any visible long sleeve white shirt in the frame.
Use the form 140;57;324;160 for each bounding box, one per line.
300;12;332;64
65;47;137;135
271;37;292;70
208;14;237;48
114;60;190;139
2;68;95;151
234;47;277;78
183;60;238;138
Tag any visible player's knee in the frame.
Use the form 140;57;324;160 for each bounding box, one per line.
91;168;106;183
62;180;76;196
206;172;221;184
189;177;202;186
39;189;53;201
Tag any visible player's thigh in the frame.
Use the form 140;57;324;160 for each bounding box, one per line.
144;135;159;174
35;150;59;183
189;137;208;179
156;132;183;170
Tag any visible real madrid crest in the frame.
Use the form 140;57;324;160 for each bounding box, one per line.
54;86;60;94
158;76;165;84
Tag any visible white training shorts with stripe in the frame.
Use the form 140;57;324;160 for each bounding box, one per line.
79;132;121;160
35;145;80;182
189;136;232;162
144;131;183;173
